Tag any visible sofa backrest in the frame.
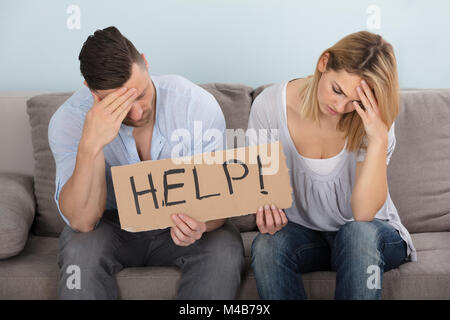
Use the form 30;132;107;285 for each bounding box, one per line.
4;85;450;236
0;92;41;176
26;93;76;236
385;89;450;233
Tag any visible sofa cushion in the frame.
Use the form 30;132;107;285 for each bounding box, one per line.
387;89;450;233
1;232;449;299
26;93;73;236
252;84;273;102
200;83;254;132
0;173;35;259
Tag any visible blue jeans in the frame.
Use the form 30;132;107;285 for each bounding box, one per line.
251;219;407;300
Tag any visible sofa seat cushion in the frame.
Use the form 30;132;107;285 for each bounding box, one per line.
1;232;449;299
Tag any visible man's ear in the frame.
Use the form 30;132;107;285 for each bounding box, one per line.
141;53;149;69
91;90;100;103
83;81;101;102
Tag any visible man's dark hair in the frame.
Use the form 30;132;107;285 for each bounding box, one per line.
79;26;145;90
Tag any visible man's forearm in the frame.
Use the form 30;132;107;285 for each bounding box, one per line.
205;218;226;232
59;141;107;232
351;140;388;221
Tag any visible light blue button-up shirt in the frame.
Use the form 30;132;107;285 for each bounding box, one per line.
48;74;226;228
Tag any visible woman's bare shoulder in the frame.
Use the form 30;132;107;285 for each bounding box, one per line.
286;78;307;113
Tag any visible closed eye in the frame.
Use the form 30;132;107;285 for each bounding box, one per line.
332;86;343;95
136;90;146;100
332;85;364;109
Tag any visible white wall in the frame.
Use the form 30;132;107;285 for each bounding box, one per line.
1;0;449;91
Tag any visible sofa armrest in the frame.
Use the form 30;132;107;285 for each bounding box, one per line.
0;173;36;259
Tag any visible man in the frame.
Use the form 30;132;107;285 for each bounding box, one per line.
48;26;245;299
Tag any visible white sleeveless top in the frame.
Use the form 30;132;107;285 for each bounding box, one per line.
300;140;348;175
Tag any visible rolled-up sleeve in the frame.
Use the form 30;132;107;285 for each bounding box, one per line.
188;91;227;154
48;106;84;228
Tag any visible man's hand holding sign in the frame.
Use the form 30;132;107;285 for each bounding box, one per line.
170;213;207;247
111;142;293;240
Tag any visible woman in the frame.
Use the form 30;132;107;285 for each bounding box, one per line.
248;31;417;300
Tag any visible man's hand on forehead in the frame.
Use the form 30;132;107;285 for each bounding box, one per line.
92;86;136;101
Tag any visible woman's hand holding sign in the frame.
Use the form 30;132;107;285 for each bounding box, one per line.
256;204;288;235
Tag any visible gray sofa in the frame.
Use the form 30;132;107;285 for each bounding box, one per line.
0;84;450;299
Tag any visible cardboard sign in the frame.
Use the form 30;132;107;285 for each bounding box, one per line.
111;142;292;232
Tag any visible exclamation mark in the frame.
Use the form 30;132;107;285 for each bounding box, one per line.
257;155;268;195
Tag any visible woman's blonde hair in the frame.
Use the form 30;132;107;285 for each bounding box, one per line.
298;30;400;153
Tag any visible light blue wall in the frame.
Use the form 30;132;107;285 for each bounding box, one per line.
1;0;449;91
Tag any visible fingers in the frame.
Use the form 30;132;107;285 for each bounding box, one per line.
256;204;288;235
271;205;288;232
271;204;282;228
356;86;373;114
353;101;367;122
100;87;128;108
113;91;138;121
170;214;205;246
116;102;135;123
107;88;137;114
263;204;275;234
170;227;193;246
256;206;267;233
178;214;206;233
172;214;201;239
356;79;381;116
91;87;137;120
360;80;379;114
279;209;288;226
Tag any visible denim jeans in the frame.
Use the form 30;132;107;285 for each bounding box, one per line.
58;209;245;299
251;219;407;300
